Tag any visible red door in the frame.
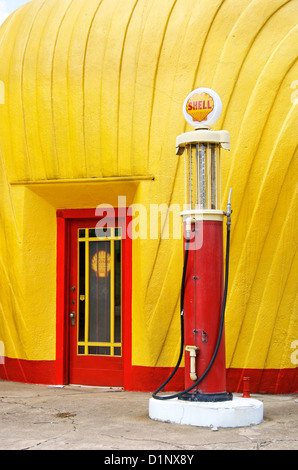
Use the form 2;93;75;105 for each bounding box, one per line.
67;214;131;387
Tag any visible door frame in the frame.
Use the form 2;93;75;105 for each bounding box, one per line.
55;208;132;388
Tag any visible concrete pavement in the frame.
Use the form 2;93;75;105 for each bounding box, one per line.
0;380;297;450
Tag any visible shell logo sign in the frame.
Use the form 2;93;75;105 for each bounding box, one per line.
183;87;222;129
186;91;214;123
91;251;111;278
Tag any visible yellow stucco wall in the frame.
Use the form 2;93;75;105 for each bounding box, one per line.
0;0;297;375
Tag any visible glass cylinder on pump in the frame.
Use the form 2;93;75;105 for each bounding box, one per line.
184;142;221;212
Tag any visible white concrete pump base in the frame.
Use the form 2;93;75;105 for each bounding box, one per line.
149;396;263;428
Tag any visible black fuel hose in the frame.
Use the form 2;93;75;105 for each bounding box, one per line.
152;222;231;401
151;233;190;398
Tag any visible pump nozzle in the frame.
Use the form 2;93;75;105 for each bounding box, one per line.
226;188;232;230
226;188;233;230
227;188;232;216
185;216;196;236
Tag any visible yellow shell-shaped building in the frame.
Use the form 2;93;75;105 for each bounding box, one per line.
0;0;297;393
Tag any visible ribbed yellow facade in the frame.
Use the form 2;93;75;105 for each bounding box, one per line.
0;0;297;391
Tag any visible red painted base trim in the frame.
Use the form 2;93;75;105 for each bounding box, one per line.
130;366;185;392
226;368;298;395
131;366;298;394
0;359;297;394
0;358;55;385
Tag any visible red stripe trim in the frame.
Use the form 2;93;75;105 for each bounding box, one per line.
226;367;298;395
129;366;298;394
130;366;185;392
0;358;55;385
0;360;297;394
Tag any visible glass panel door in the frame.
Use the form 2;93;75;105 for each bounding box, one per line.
68;217;130;388
77;228;122;357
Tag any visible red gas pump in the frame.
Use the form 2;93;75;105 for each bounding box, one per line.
153;88;232;402
150;89;263;428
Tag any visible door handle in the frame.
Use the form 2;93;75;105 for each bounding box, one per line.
70;312;76;326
